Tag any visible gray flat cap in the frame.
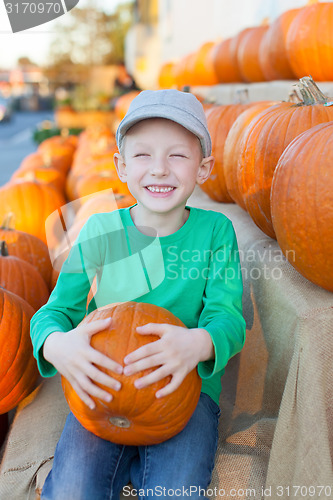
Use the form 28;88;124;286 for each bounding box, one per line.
116;89;212;157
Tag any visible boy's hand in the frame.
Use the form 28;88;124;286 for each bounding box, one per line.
123;324;214;398
43;318;123;410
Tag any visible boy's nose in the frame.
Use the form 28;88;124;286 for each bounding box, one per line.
150;159;169;176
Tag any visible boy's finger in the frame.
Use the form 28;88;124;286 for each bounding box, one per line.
133;365;170;390
123;352;162;375
89;347;123;374
123;339;159;365
86;364;122;392
81;317;112;337
136;323;168;336
155;374;183;399
78;375;115;405
69;379;96;410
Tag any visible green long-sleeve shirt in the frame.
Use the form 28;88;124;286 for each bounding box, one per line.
30;206;246;404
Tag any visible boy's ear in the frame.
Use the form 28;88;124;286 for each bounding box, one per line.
114;152;127;182
196;156;215;185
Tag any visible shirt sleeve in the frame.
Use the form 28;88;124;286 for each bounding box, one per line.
197;216;246;379
30;215;104;377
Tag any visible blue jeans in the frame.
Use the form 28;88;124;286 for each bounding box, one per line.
41;393;220;500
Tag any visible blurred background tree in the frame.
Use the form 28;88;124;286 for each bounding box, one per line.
44;1;135;86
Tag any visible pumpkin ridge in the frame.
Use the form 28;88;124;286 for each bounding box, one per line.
0;293;19;378
0;296;25;396
303;130;329;264
126;303;142;417
0;337;38;410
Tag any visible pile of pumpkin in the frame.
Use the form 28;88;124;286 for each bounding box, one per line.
158;1;333;88
0;124;135;436
199;76;333;293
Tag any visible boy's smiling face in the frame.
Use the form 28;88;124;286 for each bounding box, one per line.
114;118;214;222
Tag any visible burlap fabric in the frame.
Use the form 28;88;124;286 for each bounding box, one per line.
1;187;332;500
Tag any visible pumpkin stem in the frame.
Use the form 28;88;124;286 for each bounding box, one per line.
299;76;329;104
1;213;15;231
296;85;314;106
0;241;9;257
260;16;270;26
288;87;303;104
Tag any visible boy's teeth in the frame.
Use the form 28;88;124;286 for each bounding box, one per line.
147;186;174;193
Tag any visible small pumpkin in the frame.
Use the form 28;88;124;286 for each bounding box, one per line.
0;180;66;243
0;287;39;414
62;302;202;445
271;121;333;292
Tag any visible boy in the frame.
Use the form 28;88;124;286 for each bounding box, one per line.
30;89;246;499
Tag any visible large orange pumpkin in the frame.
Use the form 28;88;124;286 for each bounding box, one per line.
236;25;269;83
114;91;141;121
259;8;300;80
11;165;66;193
173;53;196;88
74;192;136;222
0;288;39;414
0;241;49;311
62;302;202;445
211;38;243;83
19;151;69;175
223;101;277;209
68;149;119;201
237;77;333;238
75;171;131;200
201;101;254;202
38;135;77;174
158;61;177;89
286;1;333;81
187;41;219;86
271;122;333;292
0;180;66;244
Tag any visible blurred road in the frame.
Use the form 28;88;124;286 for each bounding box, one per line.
0;110;54;187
